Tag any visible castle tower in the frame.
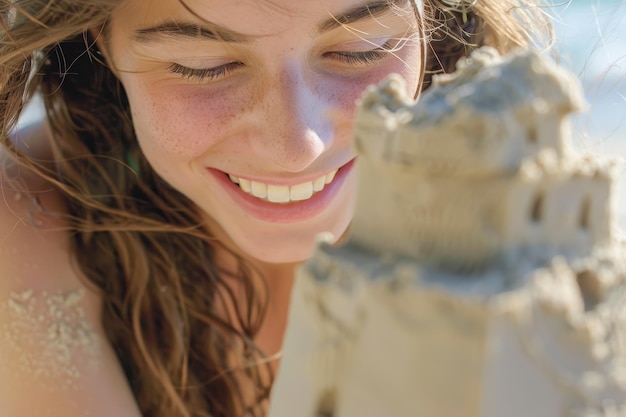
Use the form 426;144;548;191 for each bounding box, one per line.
351;47;618;269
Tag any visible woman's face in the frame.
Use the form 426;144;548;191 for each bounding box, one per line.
105;0;422;264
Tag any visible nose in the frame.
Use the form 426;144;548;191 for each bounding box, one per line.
251;63;334;173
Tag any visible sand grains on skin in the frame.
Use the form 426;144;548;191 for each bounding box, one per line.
0;288;101;391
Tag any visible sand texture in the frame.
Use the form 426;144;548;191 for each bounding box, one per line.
268;48;626;417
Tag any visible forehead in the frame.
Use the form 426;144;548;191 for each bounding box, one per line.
111;0;416;39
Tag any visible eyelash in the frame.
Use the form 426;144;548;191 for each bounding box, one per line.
167;61;244;83
168;40;396;82
324;40;396;66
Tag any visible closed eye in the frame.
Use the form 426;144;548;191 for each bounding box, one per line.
323;39;399;67
167;61;244;83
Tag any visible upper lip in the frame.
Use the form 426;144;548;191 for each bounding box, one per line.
217;158;355;185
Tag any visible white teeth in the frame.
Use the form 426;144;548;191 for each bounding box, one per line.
227;168;340;203
325;169;338;185
290;182;313;201
267;184;291;203
251;181;267;199
313;176;325;192
239;178;251;193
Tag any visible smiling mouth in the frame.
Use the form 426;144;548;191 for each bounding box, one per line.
226;169;339;204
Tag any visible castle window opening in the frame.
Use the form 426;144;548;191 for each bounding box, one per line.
579;195;591;230
527;124;538;145
530;192;544;223
316;388;337;417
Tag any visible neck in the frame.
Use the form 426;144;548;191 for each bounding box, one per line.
252;259;298;362
213;242;299;362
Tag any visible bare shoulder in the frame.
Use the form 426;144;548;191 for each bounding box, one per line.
0;120;81;292
0;122;142;417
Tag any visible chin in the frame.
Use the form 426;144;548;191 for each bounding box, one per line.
247;243;317;264
231;220;351;266
235;233;333;265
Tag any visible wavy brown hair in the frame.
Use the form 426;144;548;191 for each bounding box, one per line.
0;0;552;416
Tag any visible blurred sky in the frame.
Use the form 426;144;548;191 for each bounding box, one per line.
552;0;626;149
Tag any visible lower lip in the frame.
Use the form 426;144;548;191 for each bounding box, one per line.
209;160;355;224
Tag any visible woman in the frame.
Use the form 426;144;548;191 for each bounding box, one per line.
0;0;551;416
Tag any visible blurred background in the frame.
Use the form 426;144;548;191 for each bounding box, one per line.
552;0;626;227
554;0;625;144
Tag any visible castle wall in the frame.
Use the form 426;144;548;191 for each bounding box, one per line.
269;239;626;417
269;242;493;417
352;155;614;269
351;158;505;268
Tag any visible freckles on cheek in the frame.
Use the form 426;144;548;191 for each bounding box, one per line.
128;83;244;158
321;67;412;114
319;80;367;112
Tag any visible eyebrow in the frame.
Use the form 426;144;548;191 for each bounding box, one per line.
132;0;407;44
317;0;406;33
133;22;252;44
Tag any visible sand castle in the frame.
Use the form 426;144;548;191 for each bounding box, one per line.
268;48;626;417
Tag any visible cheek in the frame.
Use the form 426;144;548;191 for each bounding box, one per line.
122;78;252;160
317;71;386;113
319;60;422;115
